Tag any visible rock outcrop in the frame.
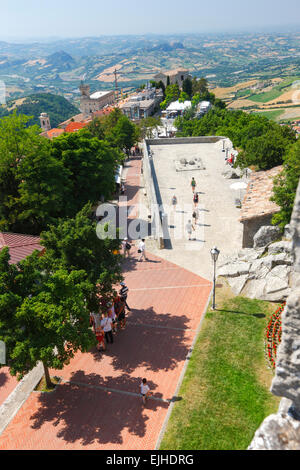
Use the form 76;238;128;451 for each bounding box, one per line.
253;225;281;248
218;228;293;302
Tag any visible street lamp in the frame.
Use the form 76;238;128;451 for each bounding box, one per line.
222;139;225;152
210;246;220;310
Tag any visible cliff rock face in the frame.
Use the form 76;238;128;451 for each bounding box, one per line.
249;181;300;450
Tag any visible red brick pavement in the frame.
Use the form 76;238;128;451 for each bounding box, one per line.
0;367;18;406
0;155;212;450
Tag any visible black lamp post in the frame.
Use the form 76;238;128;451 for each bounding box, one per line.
210;246;220;310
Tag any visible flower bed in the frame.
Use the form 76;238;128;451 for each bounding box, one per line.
265;303;285;370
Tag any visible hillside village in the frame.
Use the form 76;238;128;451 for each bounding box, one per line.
1;60;300;452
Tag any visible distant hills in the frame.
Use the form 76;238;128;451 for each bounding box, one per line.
0;33;300;102
45;50;75;70
0;93;79;128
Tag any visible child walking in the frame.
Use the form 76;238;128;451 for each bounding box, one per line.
140;378;153;405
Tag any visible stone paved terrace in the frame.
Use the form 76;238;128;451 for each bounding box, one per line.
144;141;247;280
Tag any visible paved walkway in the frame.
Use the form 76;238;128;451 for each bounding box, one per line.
0;156;212;450
0;368;18;407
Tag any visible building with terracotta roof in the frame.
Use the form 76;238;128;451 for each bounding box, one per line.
0;232;44;265
92;106;115;119
239;166;282;247
58;113;85;129
64;121;89;133
41;128;65;139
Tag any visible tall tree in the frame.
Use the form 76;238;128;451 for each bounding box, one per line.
192;77;208;96
0;248;95;388
107;115;139;152
160;84;180;110
0;113;69;235
40;203;123;312
182;77;193;99
51;129;121;216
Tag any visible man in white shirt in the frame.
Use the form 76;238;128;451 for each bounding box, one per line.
137;238;147;262
100;312;113;344
140;378;153;405
186;220;194;241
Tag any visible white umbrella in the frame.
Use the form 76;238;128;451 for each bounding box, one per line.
230;182;248;202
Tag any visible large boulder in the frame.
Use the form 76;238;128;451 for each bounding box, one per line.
237;248;262;262
218;261;251;278
268;241;292;256
227;275;248;295
261;253;293;269
265;271;289;294
248;258;270;279
222;168;240;179
253;226;281;249
242;278;267;299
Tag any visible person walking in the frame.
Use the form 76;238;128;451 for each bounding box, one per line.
115;295;126;330
140;378;153;405
191;177;197;193
186;219;194;241
122;238;131;258
137;238;147;262
193;192;199;207
171;195;177;211
101;312;114;345
120;281;131;311
108;301;118;334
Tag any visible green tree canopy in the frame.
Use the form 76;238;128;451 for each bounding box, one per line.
271;139;300;228
175;108;296;171
160;84;180;110
192;77;208;96
0;247;95;388
51;129;121;216
182;77;193;99
0;113;68;234
40;203;122;311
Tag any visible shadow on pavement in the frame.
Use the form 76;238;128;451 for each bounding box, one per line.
30;371;168;447
89;305;191;374
0;371;8;388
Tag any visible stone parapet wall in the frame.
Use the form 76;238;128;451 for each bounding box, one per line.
142;141;164;249
145;136;224;146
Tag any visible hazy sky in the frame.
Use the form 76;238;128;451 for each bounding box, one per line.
1;0;300;40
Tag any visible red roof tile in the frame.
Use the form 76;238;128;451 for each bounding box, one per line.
46;128;64;139
0;232;44;264
64;121;89;133
92;106;115;118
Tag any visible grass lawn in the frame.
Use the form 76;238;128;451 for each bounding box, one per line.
159;281;280;450
249;88;283;103
253;109;284;121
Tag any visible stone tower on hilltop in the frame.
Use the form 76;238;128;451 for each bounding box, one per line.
39;112;51;131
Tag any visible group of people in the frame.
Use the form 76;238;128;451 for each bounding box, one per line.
90;281;131;352
121;237;147;262
171;178;201;241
